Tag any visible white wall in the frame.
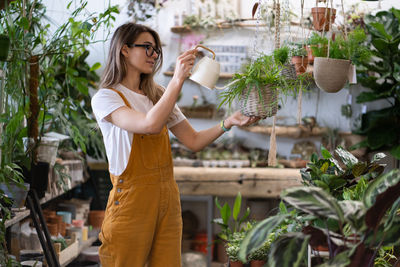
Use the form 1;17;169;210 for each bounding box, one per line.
43;0;400;158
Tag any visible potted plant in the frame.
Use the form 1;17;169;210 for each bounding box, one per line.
226;232;246;267
248;240;269;267
311;4;336;32
273;46;296;80
219;54;299;119
290;45;308;75
313;27;369;93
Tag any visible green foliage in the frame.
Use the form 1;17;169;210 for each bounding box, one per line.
218;54;303;110
354;8;400;159
290;45;307;57
225;232;246;262
268;232;309;267
273;46;290;65
301;146;385;200
213;192;250;241
309;32;328;57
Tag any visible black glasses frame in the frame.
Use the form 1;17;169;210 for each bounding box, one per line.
126;43;161;59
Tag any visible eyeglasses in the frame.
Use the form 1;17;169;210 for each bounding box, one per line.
126;43;161;60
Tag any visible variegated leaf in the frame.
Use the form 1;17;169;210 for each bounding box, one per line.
335;146;358;167
268;232;310;267
363;169;400;208
282;187;344;223
238;214;287;261
338;200;365;230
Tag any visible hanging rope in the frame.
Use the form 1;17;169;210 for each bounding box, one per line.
297;0;305;125
268;0;280;167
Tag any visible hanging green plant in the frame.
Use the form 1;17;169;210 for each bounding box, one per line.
0;34;10;61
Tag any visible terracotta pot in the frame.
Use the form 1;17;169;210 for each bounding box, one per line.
89;210;105;229
230;261;244;267
311;7;336;32
251;260;266;267
313;245;329;252
305;45;314;64
291;56;308;75
47;223;58;236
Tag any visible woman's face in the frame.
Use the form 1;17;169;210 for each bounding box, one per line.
122;32;160;74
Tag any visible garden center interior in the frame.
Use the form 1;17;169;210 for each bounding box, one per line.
1;0;400;266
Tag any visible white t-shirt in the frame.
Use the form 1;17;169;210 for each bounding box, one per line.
91;83;186;176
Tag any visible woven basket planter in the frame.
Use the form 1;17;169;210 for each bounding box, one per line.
280;63;297;80
313;57;350;93
239;85;278;119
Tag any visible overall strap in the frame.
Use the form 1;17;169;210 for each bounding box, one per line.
108;88;132;108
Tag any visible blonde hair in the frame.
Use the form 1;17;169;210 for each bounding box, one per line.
100;23;163;104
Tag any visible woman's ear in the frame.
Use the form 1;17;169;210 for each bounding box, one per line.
121;44;129;58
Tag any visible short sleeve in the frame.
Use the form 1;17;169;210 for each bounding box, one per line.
167;104;186;128
91;89;126;123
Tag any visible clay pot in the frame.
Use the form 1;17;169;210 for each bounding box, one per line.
230;261;244;267
311;7;336;32
291;56;308;75
47;223;58;236
88;210;105;229
305;45;314;64
251;260;266;267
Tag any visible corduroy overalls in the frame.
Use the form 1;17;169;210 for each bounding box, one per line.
99;89;182;267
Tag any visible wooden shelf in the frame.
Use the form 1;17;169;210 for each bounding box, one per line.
61;235;98;267
163;71;233;79
174;166;301;198
239;125;329;138
4;182;84;228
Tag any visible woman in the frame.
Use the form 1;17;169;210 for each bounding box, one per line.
91;23;259;267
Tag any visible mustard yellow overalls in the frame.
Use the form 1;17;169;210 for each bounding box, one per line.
99;89;182;267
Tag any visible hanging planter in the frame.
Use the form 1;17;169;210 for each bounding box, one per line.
281;63;297;80
239;85;278;119
313;57;350;93
0;34;10;61
311;7;336;32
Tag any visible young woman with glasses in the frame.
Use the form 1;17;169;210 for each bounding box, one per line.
91;23;259;267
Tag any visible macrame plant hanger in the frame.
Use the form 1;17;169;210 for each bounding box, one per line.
297;0;306;125
267;0;280;167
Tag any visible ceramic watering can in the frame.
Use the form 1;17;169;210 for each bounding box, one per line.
189;44;237;90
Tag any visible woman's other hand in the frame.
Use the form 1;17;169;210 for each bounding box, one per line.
224;111;260;129
173;49;197;83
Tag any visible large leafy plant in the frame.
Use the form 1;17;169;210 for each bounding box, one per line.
354;8;400;159
301;146;386;200
239;166;400;267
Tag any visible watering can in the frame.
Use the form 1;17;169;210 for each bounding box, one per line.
189;44;237;90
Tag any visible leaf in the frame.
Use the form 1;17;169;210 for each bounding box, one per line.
371;152;386;163
233;192;242;221
268;232;310;267
215;197;222;210
252;3;259;19
282;187;344;223
365;218;400;247
238;214;288;261
338;200;365;230
335;146;358;167
351;162;367;177
369;22;392;40
320;162;330;173
364;170;400;229
314;180;330;192
321;146;332;159
221;203;231;226
390;145;400;160
384;197;400;230
317;250;351;267
89;62;101;71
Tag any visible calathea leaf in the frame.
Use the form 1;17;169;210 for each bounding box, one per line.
338;200;365;230
335;146;358;168
317;251;351;267
268;232;310;267
364;170;400;229
238;214;288;261
364;218;400;247
282;187;344;223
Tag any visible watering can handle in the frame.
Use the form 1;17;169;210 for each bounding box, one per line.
194;44;216;60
